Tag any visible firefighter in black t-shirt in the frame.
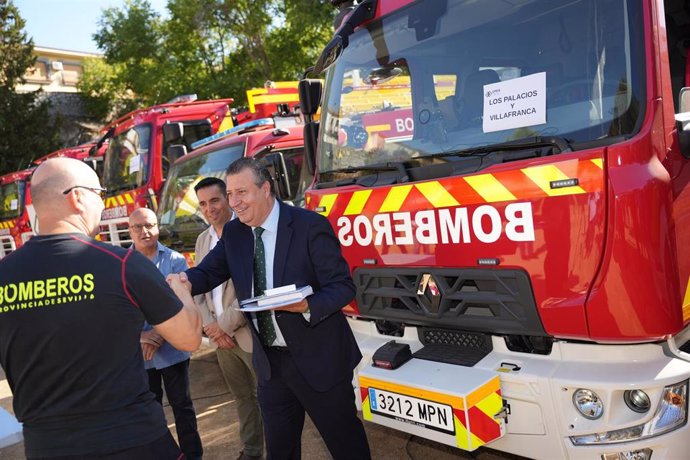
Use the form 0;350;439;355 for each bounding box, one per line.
0;158;202;459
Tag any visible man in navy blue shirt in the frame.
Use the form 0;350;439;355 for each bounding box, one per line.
129;207;203;460
0;158;201;459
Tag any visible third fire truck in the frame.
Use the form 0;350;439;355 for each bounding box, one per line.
0;169;33;257
158;112;310;266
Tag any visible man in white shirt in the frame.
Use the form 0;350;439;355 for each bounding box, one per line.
193;177;263;460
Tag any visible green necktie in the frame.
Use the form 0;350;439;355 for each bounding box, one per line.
254;227;276;346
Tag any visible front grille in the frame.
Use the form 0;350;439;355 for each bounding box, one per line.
354;267;547;336
99;218;132;247
421;328;493;351
0;235;16;258
680;340;690;354
413;328;493;366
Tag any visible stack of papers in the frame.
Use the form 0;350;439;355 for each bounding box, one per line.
239;284;313;311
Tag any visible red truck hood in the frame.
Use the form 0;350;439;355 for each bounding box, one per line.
306;152;606;339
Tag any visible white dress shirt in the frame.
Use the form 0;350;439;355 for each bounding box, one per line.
209;229;225;319
252;199;309;346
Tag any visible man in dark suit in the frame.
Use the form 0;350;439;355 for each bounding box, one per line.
175;158;370;460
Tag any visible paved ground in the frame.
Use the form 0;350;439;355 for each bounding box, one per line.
0;349;525;459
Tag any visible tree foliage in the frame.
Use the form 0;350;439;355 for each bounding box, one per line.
81;0;335;120
77;58;138;121
0;0;61;174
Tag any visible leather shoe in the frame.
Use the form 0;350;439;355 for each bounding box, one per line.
237;451;262;460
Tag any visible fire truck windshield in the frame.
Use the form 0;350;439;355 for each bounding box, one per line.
319;0;644;173
158;142;246;228
103;124;152;193
0;181;24;220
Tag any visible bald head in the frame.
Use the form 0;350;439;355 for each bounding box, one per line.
129;207;157;222
128;207;159;257
31;158;104;236
32;158;101;211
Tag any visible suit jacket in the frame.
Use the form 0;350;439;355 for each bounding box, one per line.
193;226;252;353
187;200;361;392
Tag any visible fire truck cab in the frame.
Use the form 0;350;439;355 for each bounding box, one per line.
98;96;234;246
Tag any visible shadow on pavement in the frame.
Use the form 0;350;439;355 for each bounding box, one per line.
0;349;525;460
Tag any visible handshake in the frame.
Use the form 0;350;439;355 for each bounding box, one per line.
166;272;193;295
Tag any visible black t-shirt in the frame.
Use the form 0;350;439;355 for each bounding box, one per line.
0;233;184;457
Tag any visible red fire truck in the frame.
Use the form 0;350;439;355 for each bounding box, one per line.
297;0;690;458
99;85;305;247
34;142;104;177
157;113;310;266
0;169;33;257
97;96;235;246
0;143;104;258
235;81;301;124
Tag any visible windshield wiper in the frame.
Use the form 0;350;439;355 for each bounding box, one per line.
324;162;409;183
432;136;573;160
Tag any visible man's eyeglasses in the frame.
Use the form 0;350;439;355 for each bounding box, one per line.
63;185;108;199
129;223;157;233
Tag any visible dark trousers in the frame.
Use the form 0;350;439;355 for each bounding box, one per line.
148;359;203;460
258;348;371;460
28;431;183;460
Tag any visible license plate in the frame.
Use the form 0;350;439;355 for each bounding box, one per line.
368;387;455;435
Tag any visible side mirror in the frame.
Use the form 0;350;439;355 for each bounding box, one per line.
303;122;319;176
676;88;690;158
163;122;184;141
167;144;187;163
299;79;323;118
91;126;115;156
261;152;292;200
680;87;690;114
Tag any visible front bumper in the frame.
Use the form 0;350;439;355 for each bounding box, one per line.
348;318;690;459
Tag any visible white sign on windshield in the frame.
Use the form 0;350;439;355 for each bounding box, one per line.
129;154;141;174
10;199;17;210
483;72;546;133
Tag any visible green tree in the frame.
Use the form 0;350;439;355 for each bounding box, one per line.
77;57;138;121
268;0;335;77
0;0;61;174
160;0;228;98
82;0;335;120
93;0;164;103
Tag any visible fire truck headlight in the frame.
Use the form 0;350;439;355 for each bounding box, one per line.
624;389;651;413
571;380;688;446
573;389;604;420
647;380;687;435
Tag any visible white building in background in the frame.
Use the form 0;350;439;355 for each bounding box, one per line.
17;46;104;145
17;46;101;94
